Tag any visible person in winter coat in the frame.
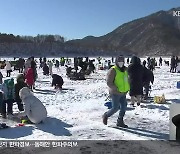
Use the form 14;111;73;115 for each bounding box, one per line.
15;74;28;111
143;60;146;67
88;60;95;73
127;58;129;65
170;56;176;73
103;56;130;128
52;74;64;89
128;56;144;106
17;87;47;124
17;58;25;73
60;57;65;66
0;90;5;118
31;57;37;82
159;57;163;66
48;61;53;75
177;62;180;73
43;63;49;75
25;66;34;90
24;58;31;75
5;61;12;77
1;78;15;117
172;114;180;140
175;56;179;73
39;57;42;64
55;60;60;71
142;66;154;99
0;71;3;84
149;58;155;71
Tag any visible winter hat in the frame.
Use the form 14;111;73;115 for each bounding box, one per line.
4;79;9;85
8;78;14;88
115;56;125;62
131;56;140;64
17;74;25;82
19;87;32;100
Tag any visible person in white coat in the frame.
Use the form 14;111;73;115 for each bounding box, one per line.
48;61;53;75
24;58;31;75
18;87;47;124
177;62;180;73
5;61;12;77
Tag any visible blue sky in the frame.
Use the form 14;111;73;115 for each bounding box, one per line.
0;0;179;40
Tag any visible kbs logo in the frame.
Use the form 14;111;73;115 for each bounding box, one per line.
173;11;180;16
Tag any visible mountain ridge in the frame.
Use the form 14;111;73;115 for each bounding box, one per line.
68;7;180;56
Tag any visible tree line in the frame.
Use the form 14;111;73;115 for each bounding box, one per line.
0;33;65;43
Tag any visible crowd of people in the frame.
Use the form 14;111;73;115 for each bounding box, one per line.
170;56;179;73
0;56;97;124
66;57;95;80
0;55;179;126
0;56;67;124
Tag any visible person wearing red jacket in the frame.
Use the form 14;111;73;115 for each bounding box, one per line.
25;67;34;90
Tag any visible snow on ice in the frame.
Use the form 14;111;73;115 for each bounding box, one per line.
0;57;179;142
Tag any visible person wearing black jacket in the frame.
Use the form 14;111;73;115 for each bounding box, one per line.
159;57;162;66
30;57;37;89
128;56;144;106
52;74;64;89
15;74;28;111
142;66;154;99
170;56;176;73
172;114;180;140
0;71;3;84
43;63;49;75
